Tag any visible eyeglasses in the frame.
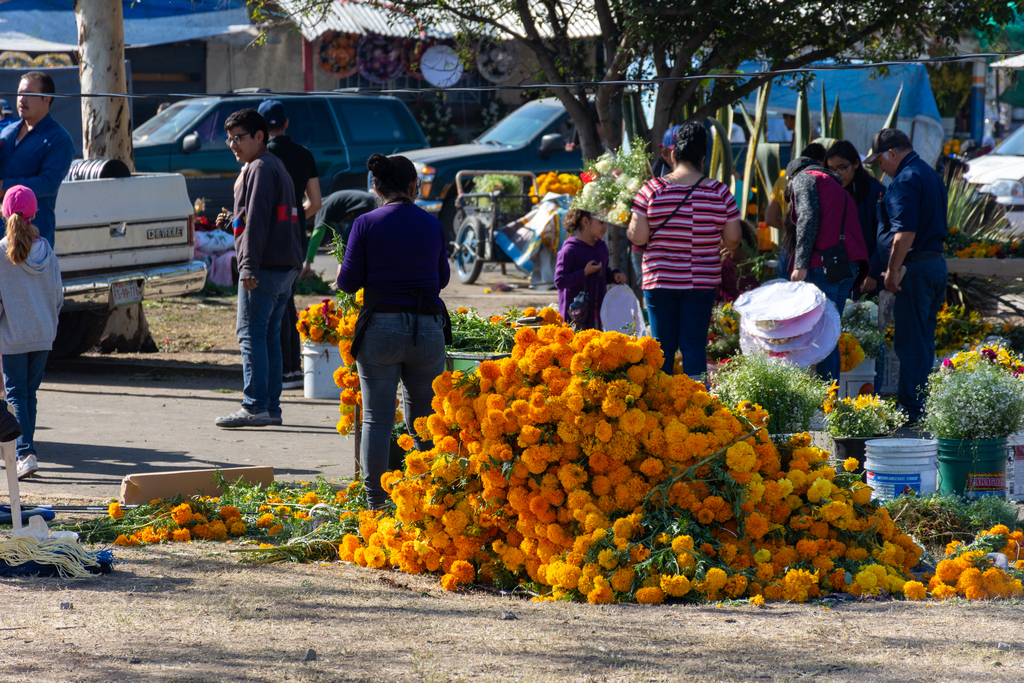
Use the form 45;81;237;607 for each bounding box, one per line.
829;163;853;175
226;131;255;146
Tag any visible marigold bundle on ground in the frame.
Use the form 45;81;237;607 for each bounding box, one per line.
330;325;943;604
918;525;1024;600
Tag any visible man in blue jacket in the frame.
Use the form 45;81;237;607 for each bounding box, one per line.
0;72;74;247
866;129;948;426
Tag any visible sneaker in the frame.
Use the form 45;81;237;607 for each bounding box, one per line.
17;454;38;480
282;371;303;390
268;415;283;426
215;408;273;428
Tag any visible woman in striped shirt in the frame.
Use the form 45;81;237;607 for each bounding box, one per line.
627;122;741;377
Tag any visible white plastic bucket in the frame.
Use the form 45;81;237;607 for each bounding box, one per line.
301;342;345;400
864;438;938;502
840;358;875;398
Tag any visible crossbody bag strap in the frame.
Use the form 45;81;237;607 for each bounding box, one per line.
650;175;705;239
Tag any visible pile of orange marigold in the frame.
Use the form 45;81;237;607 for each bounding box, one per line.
330;323;981;604
911;525;1024;600
110;490;330;547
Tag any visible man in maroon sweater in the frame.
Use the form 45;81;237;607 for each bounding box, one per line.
215;109;303;428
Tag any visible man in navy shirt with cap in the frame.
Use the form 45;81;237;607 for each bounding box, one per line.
257;99;322;390
865;128;947;426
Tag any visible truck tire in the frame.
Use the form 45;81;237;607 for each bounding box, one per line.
453;217;486;285
51;310;110;359
64;158;132;182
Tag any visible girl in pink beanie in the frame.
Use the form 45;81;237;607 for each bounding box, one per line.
0;185;63;479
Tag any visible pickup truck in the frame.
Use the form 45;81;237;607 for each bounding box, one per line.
399;98;585;244
52;173;207;358
963;124;1024;233
133;92;427;217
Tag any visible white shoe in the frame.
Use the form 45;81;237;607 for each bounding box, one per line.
17;454;38;480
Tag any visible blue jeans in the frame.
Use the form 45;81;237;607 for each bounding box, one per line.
357;312;446;508
893;258;947;421
236;268;297;417
631;250;644;289
805;267;854;383
644;287;716;377
3;350;48;458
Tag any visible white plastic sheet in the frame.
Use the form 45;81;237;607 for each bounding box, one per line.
600;284;647;337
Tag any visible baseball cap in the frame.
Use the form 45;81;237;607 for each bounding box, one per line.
660;125;681;149
3;185;37;221
257;100;287;128
863;129;912;164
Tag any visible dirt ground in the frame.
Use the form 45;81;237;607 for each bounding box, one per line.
18;260;1020;682
0;540;1021;683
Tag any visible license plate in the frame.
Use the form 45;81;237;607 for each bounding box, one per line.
110;280;143;307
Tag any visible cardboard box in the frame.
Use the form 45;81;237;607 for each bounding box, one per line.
119;466;274;505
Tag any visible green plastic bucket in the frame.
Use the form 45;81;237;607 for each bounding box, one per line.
936;438;1008;498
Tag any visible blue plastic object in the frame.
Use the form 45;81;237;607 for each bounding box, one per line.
0;506;56;525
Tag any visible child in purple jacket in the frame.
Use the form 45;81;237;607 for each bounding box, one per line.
554;209;626;330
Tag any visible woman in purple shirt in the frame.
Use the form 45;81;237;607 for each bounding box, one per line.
337;153;449;509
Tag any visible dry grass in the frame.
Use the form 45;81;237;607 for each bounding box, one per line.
2;542;1023;682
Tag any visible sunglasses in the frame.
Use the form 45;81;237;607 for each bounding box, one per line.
226;131;255;146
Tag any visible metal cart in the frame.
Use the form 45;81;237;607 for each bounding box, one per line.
450;170;539;284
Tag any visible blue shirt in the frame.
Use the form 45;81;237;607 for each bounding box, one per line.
337;202;450;307
0;114;75;247
879;151;947;256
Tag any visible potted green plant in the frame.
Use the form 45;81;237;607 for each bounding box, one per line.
823;393;906;475
924;345;1024;497
711;352;830;438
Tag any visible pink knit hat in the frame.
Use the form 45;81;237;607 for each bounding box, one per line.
2;185;37;221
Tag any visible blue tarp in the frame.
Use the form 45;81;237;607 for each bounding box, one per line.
734;62;945;164
0;1;251;50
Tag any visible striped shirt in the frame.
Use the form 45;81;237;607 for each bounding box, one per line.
632;177;740;290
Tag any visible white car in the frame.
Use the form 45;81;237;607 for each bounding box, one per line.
963;127;1024;233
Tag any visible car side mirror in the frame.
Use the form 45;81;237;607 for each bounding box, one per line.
538;133;566;157
181;134;202;154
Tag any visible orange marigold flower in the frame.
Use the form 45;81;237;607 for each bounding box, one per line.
108;502;125;519
636;587;666;604
902;581;927;601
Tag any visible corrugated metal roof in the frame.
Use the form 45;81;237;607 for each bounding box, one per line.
279;0;600;42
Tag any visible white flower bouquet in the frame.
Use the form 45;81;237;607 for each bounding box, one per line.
711;352;831;434
923;348;1024;440
571;137;651;225
824;393;906;438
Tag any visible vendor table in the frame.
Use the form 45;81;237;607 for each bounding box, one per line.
945;258;1024;280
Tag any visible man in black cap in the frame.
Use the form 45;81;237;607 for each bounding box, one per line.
257;99;322;390
864;128;947;426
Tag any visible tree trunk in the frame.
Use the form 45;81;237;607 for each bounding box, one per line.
74;0;134;170
75;0;156;354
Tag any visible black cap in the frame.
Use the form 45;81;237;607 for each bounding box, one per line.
864;129;912;163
